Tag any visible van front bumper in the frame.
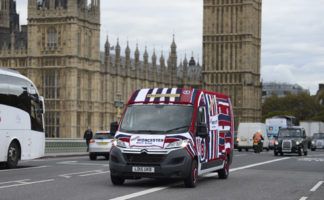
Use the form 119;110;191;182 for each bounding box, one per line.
109;146;192;179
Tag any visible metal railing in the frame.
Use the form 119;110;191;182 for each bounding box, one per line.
45;138;87;154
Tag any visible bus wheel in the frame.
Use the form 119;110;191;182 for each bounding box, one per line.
7;142;20;169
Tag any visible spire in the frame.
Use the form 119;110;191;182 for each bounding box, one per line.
152;48;157;67
171;34;177;49
134;44;140;67
125;41;130;57
125;41;131;66
115;38;121;57
160;51;165;68
104;35;110;56
143;46;149;64
183;53;188;66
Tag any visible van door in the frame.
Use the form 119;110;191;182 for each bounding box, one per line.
196;106;209;167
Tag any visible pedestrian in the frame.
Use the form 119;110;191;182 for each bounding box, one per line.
83;127;93;152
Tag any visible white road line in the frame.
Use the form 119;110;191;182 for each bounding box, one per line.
0;179;54;189
234;154;247;157
79;171;110;177
59;170;103;178
108;157;291;200
230;157;290;172
310;181;324;192
0;179;30;185
109;187;169;200
57;161;109;167
299;197;308;200
0;165;49;173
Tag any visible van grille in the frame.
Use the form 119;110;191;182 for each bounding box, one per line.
123;153;165;165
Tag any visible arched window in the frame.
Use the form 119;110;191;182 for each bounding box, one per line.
47;27;57;48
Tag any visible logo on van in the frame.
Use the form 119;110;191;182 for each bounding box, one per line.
183;90;190;95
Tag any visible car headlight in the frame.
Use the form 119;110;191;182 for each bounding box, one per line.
166;140;189;149
296;141;300;145
113;139;127;148
312;141;315;144
274;141;279;145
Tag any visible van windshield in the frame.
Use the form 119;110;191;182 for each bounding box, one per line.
120;104;193;134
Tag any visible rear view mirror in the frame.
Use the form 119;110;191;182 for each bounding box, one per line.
110;122;119;136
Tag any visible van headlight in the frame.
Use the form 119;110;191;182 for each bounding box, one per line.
166;140;189;149
113;139;127;148
312;141;315;145
274;141;279;145
296;141;300;145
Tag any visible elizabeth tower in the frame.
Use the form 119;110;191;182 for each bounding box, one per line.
203;0;262;126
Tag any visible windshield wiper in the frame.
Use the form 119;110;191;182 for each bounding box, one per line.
164;125;190;133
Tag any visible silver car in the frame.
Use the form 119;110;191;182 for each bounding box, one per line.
89;131;114;160
311;133;324;151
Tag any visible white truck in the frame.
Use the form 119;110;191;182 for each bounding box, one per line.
300;121;324;148
300;121;324;138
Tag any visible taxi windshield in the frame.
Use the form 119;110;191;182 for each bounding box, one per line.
278;129;302;138
120;104;193;134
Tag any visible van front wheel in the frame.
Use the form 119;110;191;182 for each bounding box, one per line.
111;175;125;185
218;155;229;179
184;160;198;188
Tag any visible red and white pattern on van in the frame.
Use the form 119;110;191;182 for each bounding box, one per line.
217;97;234;155
205;93;219;160
128;88;198;105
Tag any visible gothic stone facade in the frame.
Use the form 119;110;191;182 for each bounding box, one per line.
203;0;262;126
0;0;201;138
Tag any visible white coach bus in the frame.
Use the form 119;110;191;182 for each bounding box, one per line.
0;68;45;168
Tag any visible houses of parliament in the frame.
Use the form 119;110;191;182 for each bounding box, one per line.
0;0;262;138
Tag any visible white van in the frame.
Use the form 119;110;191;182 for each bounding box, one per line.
237;123;269;152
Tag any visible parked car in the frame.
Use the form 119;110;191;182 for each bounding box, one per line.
274;127;308;156
310;133;324;151
237;123;270;152
89;131;114;160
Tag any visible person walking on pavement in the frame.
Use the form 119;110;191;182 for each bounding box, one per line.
84;127;93;152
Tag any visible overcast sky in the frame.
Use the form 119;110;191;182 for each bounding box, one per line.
16;0;324;94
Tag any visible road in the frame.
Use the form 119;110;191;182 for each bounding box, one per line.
1;150;324;200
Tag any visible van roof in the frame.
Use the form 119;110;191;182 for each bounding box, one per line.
127;88;230;105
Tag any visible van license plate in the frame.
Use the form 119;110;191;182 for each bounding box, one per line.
132;166;155;173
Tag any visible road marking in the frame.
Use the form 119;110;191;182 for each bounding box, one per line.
109;186;169;200
57;161;109;167
0;179;54;189
0;179;30;185
0;165;49;172
298;158;324;162
310;181;324;192
234;154;247;157
59;170;107;178
79;171;110;177
230;157;290;172
108;157;291;200
299;197;308;200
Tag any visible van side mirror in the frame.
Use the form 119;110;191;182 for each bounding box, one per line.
110;122;119;136
197;123;208;138
39;96;45;114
